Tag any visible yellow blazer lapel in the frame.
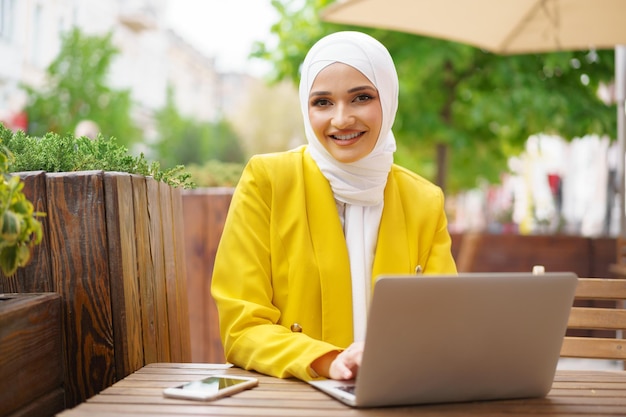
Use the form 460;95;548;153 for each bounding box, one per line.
372;172;413;281
303;152;353;346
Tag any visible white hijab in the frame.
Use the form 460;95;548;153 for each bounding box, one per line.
299;31;399;341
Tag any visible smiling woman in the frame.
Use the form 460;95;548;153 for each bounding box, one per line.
165;0;277;76
210;31;457;383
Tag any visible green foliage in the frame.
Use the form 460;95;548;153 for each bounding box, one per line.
185;160;245;187
22;28;141;148
0;124;194;189
259;0;616;192
153;88;245;168
252;0;338;82
0;143;43;276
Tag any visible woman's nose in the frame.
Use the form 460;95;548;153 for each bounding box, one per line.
332;104;355;128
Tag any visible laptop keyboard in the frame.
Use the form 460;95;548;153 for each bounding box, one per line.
337;385;356;395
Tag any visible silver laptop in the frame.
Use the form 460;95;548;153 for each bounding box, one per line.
309;272;578;408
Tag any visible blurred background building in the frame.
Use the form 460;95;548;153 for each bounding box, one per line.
0;0;254;141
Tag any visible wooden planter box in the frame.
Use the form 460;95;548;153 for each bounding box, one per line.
0;292;64;417
0;171;191;408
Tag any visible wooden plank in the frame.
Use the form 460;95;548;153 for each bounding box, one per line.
159;181;183;362
0;171;53;292
575;278;626;299
131;175;159;365
169;184;192;362
146;177;171;362
182;188;233;363
181;192;210;363
568;307;626;330
104;172;144;379
0;293;64;417
562;337;626;360
46;171;116;407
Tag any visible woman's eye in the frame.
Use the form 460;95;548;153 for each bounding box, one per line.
311;98;332;107
354;94;373;103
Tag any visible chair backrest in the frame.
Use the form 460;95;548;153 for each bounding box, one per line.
560;277;626;369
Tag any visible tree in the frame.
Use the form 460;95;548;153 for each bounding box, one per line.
253;0;615;192
23;28;141;147
153;87;245;168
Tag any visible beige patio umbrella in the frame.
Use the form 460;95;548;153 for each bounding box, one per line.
323;0;626;235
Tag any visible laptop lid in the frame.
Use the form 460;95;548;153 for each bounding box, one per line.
309;272;578;408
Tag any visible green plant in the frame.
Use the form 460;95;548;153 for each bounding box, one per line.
185;160;244;187
0;144;43;276
0;125;195;189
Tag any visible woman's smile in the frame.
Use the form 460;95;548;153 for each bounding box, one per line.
330;131;365;142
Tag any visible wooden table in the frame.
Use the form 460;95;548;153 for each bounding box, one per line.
57;363;626;416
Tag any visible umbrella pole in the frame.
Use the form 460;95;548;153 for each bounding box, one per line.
618;45;626;238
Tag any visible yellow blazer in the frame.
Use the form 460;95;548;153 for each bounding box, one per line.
211;146;457;380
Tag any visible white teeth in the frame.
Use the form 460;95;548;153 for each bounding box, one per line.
333;132;361;140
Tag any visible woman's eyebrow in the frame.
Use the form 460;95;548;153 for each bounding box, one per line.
309;90;331;97
347;85;377;93
310;85;377;98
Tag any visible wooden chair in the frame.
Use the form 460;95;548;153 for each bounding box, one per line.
560;277;626;369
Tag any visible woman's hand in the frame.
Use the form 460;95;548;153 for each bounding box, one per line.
329;342;364;380
311;342;364;380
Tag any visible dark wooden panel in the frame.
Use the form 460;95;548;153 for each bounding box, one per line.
6;388;65;417
104;172;144;379
0;293;64;417
46;171;115;407
0;171;53;292
453;233;616;278
455;234;590;275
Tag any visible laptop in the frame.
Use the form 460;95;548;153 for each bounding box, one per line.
308;272;578;408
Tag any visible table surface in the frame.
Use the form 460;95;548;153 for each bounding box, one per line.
56;362;626;417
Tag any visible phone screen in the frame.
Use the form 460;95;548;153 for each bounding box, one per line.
177;376;248;394
163;375;259;401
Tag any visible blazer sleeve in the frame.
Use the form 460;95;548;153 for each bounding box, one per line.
211;155;340;380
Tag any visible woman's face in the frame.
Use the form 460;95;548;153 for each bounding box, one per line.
308;63;383;163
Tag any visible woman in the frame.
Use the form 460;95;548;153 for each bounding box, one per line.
211;31;457;382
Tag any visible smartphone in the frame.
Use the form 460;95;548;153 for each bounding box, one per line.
163;375;259;401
